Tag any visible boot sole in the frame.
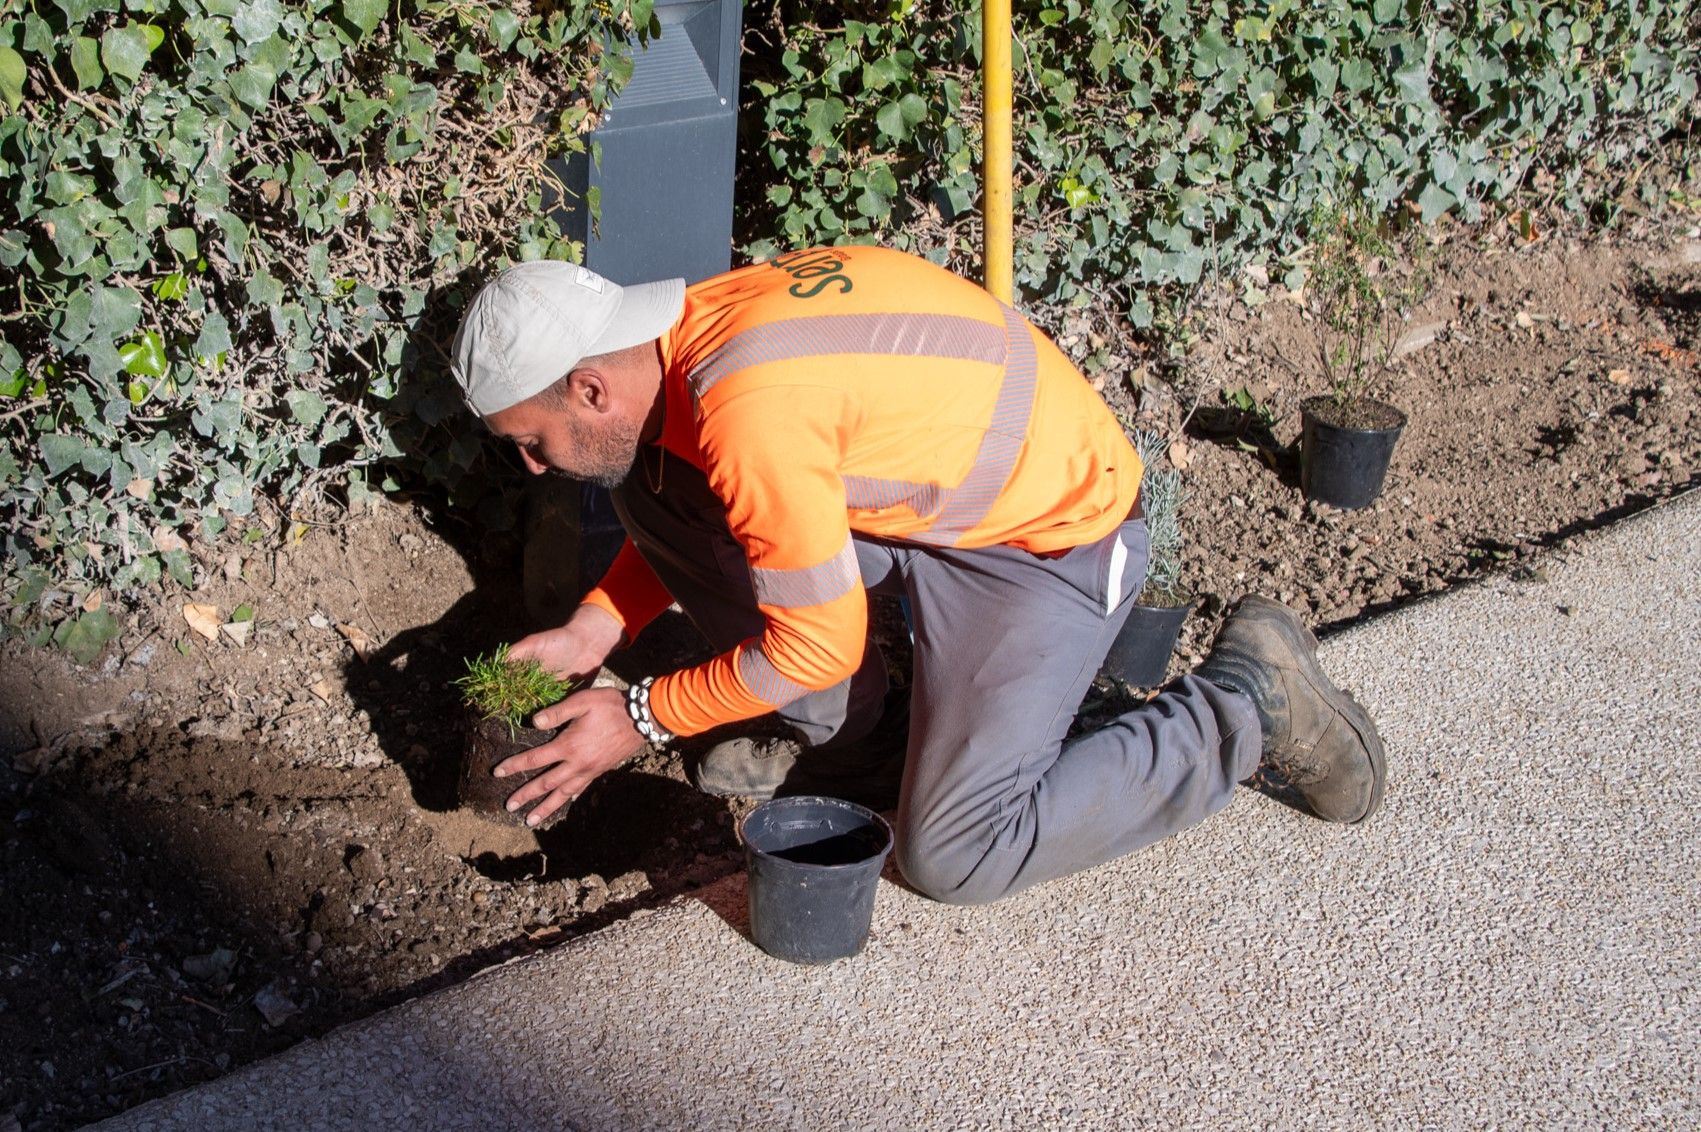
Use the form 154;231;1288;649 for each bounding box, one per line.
1242;597;1387;823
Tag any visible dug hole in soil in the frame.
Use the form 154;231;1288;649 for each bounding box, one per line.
4;221;1701;1131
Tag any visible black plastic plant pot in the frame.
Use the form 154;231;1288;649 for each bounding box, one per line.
1103;600;1191;688
741;795;894;965
459;711;569;831
1299;395;1408;510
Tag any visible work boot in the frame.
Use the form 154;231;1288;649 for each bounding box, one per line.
692;689;911;810
1193;595;1386;823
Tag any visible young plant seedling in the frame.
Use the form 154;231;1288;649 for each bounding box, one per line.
1133;429;1188;609
1306;202;1433;425
453;645;577;735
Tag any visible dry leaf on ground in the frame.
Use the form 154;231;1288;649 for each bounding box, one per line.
1168;440;1193;471
220;621;253;647
1643;339;1698;367
182;603;222;641
1608;368;1633;386
337;622;376;660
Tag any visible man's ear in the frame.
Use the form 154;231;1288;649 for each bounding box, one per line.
567;367;610;413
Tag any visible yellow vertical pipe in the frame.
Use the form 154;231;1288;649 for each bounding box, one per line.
982;0;1013;304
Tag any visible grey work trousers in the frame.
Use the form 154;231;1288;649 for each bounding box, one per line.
611;450;1262;905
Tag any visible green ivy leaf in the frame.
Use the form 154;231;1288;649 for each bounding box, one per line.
163;549;194;588
151;272;191;301
802;97;847;145
69;35;103;89
246;271;285;308
489;9;521;51
100;25;154;82
1416;182;1455;222
0;47;27;112
91;287;144;340
194;310;232;357
55;609;120;666
40;433;88;477
230;60;279;109
875;100;908;142
342;0;385;39
119;331;168;378
232;0;283;45
285;390;328;427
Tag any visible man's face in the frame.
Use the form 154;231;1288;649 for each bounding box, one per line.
485;393;641;490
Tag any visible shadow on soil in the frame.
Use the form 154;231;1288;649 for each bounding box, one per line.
1312;476;1698;640
1183;406;1301;490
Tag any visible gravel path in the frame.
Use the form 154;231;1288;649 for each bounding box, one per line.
91;490;1701;1132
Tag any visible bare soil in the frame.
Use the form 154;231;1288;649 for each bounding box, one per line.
3;220;1699;1131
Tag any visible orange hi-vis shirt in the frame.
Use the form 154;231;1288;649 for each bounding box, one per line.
582;247;1143;738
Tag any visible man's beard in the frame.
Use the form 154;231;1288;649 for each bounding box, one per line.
560;413;641;489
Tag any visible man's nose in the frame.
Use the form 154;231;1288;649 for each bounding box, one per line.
517;446;548;475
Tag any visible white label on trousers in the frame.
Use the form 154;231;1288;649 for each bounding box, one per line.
1105;532;1128;614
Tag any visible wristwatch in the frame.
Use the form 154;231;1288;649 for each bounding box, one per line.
625;677;676;746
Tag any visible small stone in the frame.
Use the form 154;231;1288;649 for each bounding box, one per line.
252;982;300;1027
608;870;647;900
303;931;324;955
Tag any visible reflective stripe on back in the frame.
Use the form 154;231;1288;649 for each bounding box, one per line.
910;304;1037;546
692;304;1038;547
688;312;1006;400
842;476;946;520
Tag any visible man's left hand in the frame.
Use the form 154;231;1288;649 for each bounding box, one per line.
493;687;646;826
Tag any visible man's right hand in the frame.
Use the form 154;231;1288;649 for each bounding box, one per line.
506;603;626;683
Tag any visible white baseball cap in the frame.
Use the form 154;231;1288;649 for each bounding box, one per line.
450;260;685;416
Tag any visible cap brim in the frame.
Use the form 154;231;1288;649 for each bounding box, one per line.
589;278;686;357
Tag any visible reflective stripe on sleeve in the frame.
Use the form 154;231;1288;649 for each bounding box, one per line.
749;535;860;609
737;643;816;707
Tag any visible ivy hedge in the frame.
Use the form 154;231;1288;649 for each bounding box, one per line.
741;0;1698;330
0;0;648;657
1;0;1697;660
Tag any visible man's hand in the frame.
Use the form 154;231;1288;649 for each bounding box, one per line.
494;687;645;826
506;603;625;683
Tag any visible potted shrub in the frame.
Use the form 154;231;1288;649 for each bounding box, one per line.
1103;430;1193;688
453;646;578;830
1299;203;1432;509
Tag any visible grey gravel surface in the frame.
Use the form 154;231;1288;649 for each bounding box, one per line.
91;491;1701;1131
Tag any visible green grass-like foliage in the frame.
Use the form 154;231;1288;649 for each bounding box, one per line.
1132;429;1185;607
454;645;577;733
